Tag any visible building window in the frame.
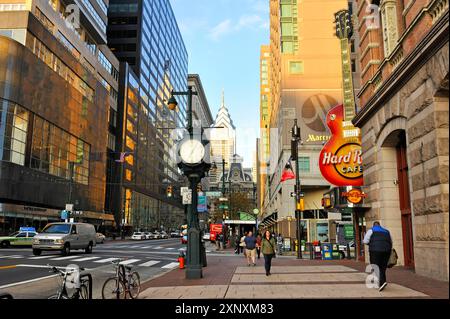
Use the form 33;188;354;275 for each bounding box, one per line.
298;157;310;172
0;101;29;166
351;59;357;72
289;61;304;74
282;41;294;54
281;22;293;36
24;113;91;185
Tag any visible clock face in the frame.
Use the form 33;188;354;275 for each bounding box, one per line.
179;139;205;165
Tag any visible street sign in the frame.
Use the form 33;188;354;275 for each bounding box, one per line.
182;190;192;205
219;197;228;202
65;204;74;211
205;191;222;197
180;187;189;195
197;195;207;212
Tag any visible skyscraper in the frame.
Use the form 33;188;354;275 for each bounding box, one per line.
0;0;119;233
261;0;349;240
209;92;236;184
107;0;188;231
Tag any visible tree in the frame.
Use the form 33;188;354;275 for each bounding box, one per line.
228;191;253;220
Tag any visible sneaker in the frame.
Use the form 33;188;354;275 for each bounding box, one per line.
265;272;269;276
248;264;251;267
379;282;387;292
253;263;256;266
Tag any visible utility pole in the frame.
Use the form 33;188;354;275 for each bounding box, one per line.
291;119;303;259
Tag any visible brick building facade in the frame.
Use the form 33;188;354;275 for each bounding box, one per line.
353;0;448;281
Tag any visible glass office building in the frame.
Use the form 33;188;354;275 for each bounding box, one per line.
108;0;188;232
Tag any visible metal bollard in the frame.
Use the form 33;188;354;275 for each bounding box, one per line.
309;243;314;260
346;243;351;260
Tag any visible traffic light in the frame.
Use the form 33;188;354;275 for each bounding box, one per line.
166;185;173;198
296;198;305;211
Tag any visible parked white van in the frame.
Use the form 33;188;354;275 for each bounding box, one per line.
32;222;96;256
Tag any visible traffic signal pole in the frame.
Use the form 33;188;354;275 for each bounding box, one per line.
291;120;302;259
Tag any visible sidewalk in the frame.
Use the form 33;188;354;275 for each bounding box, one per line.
139;255;449;299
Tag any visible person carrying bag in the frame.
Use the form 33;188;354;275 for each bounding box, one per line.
261;230;277;276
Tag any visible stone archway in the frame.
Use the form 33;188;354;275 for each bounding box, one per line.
375;120;411;267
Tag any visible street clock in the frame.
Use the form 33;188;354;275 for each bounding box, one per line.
179;139;205;165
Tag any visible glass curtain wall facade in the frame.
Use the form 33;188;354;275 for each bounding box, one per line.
108;0;188;232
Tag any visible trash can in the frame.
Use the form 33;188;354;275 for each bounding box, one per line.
313;241;322;259
321;243;333;260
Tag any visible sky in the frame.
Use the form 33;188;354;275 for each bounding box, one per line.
170;0;269;168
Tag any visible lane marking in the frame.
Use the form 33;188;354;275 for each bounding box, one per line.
153;246;163;249
138;260;161;267
70;256;101;262
28;255;55;260
140;246;154;249
166;248;175;250
161;262;179;269
0;274;58;289
49;256;80;261
1;255;24;259
119;259;140;265
93;258;120;264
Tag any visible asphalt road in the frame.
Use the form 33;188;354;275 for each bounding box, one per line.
0;238;195;298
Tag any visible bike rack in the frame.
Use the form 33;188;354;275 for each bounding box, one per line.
0;292;13;299
80;273;93;299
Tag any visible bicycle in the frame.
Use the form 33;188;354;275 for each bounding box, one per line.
101;258;141;299
47;265;91;299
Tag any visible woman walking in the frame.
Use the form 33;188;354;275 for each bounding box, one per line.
256;234;262;259
261;230;277;276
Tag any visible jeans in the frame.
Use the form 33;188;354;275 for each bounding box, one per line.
263;254;274;274
369;251;391;286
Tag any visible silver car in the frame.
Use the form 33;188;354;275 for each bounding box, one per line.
32;222;96;256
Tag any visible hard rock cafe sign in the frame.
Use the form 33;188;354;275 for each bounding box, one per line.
319;9;364;187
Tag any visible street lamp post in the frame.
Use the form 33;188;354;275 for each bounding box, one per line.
168;86;210;279
291;119;303;259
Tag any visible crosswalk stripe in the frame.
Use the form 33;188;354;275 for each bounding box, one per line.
93;258;119;263
166;248;175;250
71;256;101;262
1;255;23;259
138;260;161;267
161;262;179;269
141;246;154;249
129;245;142;248
119;259;140;265
153;246;163;249
50;256;80;261
29;255;54;260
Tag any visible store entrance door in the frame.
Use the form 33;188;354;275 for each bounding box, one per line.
396;135;415;268
354;213;366;261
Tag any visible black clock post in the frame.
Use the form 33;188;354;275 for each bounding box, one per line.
168;86;211;279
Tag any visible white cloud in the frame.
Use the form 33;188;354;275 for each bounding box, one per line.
237;14;263;29
209;19;233;40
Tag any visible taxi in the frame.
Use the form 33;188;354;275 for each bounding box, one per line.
0;227;38;248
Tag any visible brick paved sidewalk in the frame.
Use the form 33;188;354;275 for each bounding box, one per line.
140;255;449;299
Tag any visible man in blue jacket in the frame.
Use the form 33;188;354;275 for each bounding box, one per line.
363;221;392;291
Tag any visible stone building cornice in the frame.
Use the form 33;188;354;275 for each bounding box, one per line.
353;9;449;127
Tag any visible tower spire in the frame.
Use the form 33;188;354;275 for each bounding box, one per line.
221;89;225;108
